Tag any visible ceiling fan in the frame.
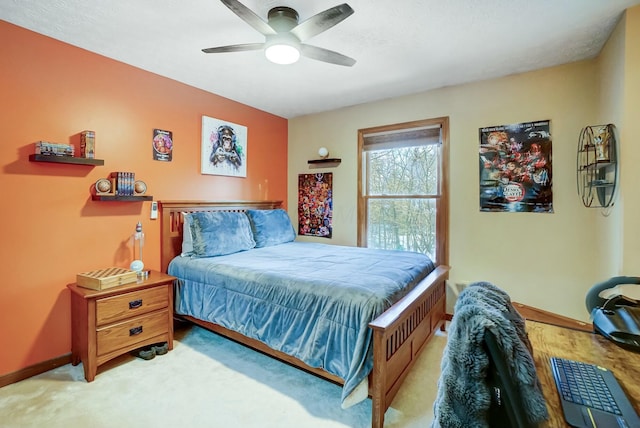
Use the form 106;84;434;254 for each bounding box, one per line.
202;0;356;66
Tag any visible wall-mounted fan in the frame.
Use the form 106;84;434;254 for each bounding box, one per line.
202;0;356;66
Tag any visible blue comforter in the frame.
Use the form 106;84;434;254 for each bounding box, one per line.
168;242;435;404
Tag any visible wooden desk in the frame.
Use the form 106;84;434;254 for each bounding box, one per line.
527;321;640;426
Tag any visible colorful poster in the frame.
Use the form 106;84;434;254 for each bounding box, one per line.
479;120;553;213
152;129;173;161
298;173;333;238
201;116;247;177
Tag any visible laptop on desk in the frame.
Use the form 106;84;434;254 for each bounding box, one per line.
550;356;640;428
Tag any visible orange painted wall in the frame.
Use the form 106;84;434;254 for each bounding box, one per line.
0;21;288;376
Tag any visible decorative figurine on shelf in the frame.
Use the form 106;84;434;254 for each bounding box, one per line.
593;125;611;162
130;221;145;275
95;178;112;195
134;180;147;195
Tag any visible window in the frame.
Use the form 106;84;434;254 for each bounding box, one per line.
357;117;449;265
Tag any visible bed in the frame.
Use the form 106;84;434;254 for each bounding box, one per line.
159;200;449;428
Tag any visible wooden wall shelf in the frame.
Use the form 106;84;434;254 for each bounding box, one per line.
92;195;153;202
308;158;341;167
577;124;617;208
29;154;104;166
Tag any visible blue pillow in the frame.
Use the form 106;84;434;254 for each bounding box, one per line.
188;211;256;257
245;209;296;248
181;212;194;257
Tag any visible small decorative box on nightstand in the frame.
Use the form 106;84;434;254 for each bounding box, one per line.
76;267;138;290
67;270;176;382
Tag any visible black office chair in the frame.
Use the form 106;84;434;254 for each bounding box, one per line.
433;283;549;427
585;276;640;313
484;329;536;428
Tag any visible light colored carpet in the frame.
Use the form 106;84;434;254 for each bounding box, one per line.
0;324;447;428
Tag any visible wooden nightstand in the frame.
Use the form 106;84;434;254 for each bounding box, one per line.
68;270;176;382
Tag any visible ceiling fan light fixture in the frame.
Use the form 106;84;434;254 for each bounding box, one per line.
204;0;356;66
265;43;300;64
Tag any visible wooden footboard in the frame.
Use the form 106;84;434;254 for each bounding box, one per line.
369;265;449;428
159;200;449;428
180;264;448;428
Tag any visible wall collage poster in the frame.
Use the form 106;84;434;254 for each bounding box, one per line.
479;119;553;213
298;173;333;238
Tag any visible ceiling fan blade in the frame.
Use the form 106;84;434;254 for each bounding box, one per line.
220;0;277;36
300;44;356;67
202;43;265;54
290;3;354;41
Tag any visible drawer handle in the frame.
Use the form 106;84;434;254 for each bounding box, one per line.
129;326;143;336
129;299;143;309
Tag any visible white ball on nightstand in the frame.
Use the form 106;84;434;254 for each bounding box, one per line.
318;147;329;159
130;260;144;272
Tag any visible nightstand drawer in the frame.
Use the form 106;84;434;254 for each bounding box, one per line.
96;286;168;326
97;310;168;356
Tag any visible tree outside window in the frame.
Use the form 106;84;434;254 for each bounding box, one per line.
358;118;449;265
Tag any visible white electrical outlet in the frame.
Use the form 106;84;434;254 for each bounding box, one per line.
150;201;158;220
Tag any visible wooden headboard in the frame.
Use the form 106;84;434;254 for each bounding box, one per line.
158;200;283;273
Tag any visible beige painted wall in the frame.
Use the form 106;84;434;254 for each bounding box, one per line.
620;7;640;274
288;6;640;322
595;12;625;276
593;5;640;277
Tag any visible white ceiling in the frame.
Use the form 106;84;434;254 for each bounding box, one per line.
2;0;639;119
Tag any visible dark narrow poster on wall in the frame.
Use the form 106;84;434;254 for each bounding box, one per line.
479;120;553;213
153;129;173;161
298;173;333;238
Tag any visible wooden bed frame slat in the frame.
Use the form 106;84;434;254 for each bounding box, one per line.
159;200;449;428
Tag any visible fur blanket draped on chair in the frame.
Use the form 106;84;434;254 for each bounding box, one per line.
432;282;549;427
